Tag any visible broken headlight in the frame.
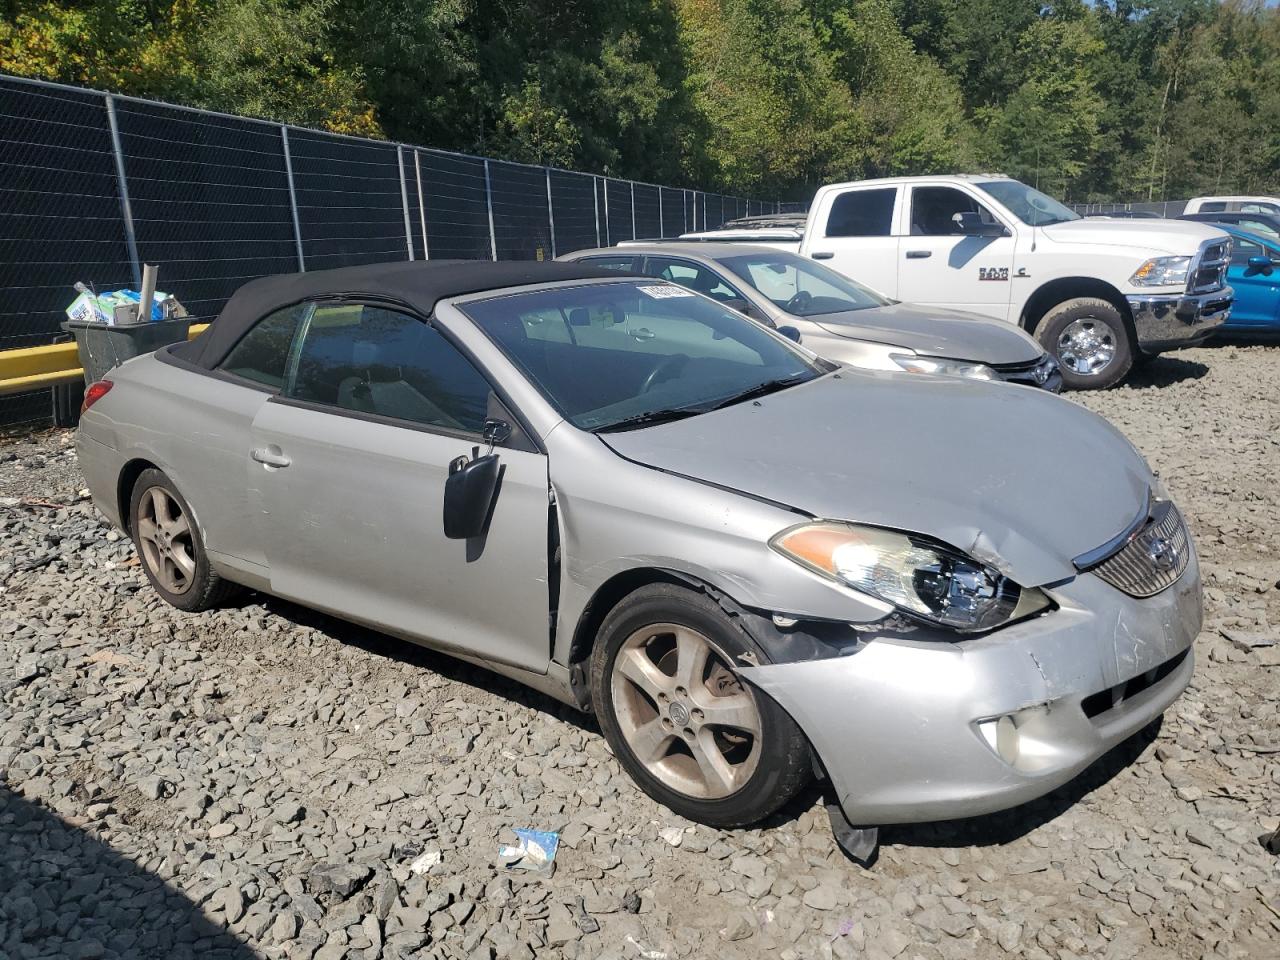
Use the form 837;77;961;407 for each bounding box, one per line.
769;522;1050;633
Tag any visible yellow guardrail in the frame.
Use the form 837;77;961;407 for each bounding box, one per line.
0;323;209;397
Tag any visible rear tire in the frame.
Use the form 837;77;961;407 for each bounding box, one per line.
1035;297;1133;390
128;468;238;612
589;583;811;827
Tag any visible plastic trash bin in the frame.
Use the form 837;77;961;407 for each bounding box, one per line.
61;317;192;386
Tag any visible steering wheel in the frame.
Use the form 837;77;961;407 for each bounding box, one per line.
640;355;688;394
784;290;813;313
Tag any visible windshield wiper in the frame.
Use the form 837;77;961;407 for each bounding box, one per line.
593;407;703;433
706;373;813;411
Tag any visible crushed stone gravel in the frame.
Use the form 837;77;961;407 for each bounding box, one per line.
1;343;1277;959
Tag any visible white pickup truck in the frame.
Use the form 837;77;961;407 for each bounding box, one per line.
680;175;1233;389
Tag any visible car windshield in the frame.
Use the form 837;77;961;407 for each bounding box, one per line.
976;179;1080;226
462;281;831;432
719;252;891;317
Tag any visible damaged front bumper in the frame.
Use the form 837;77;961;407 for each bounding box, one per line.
740;553;1202;826
1127;288;1231;353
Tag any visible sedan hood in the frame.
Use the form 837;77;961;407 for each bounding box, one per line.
1042;217;1227;255
603;372;1151;587
809;303;1044;366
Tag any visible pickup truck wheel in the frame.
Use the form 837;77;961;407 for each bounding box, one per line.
590;583;812;827
1035;298;1133;390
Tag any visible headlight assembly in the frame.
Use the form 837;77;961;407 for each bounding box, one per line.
770;521;1051;633
1130;256;1191;287
889;353;998;381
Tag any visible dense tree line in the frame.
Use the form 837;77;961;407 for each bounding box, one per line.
3;1;1277;201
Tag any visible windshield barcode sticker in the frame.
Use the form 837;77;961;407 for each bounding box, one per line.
639;284;695;299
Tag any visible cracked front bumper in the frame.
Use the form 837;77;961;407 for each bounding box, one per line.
741;553;1202;825
1127;288;1232;352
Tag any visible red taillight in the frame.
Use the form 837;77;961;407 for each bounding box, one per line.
81;380;113;414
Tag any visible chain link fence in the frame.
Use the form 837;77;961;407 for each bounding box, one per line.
1069;200;1190;218
1;73;779;426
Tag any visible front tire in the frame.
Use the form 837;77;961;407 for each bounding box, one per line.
589;583;811;827
1035;297;1133;390
128;468;238;612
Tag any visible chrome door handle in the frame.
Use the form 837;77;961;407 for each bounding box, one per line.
251;447;291;468
632;328;656;341
905;250;932;259
811;251;834;260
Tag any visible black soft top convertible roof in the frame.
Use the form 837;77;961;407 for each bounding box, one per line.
173;259;622;369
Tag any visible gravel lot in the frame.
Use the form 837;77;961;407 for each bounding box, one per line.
2;343;1278;960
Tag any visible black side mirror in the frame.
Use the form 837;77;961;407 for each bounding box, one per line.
953;211;1008;238
444;453;501;540
1246;254;1274;273
777;325;801;343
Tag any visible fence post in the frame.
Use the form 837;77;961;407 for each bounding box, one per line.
592;176;601;247
483;160;497;261
603;181;611;246
280;126;305;272
683;190;688;233
545;169;556;259
413;150;429;259
658;186;664;238
104;94;141;288
396;146;415;261
630;181;636;240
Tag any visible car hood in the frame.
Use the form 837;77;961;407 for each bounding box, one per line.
1041;217;1228;254
807;302;1044;365
602;372;1151;587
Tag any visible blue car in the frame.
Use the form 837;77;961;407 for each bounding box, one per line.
1215;224;1280;333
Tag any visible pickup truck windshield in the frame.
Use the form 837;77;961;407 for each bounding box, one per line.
463;281;829;432
720;252;891;316
977;180;1080;227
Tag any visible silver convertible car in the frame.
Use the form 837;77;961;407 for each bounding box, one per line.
76;261;1201;843
560;243;1062;391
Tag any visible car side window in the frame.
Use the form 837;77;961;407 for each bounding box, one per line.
825;188;895;237
642;257;742;302
1200;201;1228;213
579;256;641;272
286;304;491;434
909;186;1000;236
1235;218;1280;240
219;303;309;389
1230;237;1263;264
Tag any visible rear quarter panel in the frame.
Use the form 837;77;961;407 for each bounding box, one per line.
78;351;271;568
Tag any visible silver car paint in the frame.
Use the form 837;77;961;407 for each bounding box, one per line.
601;368;1150;588
745;552;1201;824
77;274;1197;827
559;244;1046;368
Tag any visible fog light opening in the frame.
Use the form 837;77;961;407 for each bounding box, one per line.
978;715;1021;766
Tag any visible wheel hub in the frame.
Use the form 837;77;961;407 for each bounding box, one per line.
610;623;763;800
1057;318;1116;376
135;486;196;596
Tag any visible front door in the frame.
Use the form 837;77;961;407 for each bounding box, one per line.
1225;234;1280;328
896;184;1016;320
249;301;551;673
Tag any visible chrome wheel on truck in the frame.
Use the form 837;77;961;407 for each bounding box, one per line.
610;622;762;799
1035;297;1133;390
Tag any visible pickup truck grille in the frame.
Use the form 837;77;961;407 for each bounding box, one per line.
1187;239;1231;294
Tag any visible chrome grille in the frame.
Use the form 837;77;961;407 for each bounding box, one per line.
1090;501;1191;598
993;354;1058;388
1187;239;1231;294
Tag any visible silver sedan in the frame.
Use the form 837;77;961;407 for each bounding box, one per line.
560;243;1061;390
76;261;1198;843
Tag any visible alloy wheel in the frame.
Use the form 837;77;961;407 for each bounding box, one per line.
1056;318;1116;376
610;622;762;799
136;486;196;595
